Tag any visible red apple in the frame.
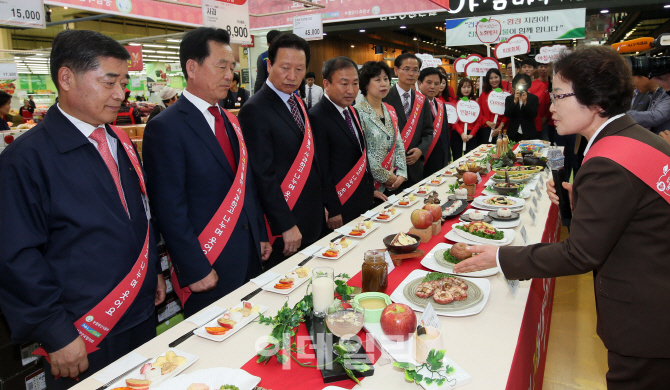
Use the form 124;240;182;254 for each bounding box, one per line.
411;209;433;229
4;135;14;145
423;204;442;222
463;171;477;185
380;303;417;342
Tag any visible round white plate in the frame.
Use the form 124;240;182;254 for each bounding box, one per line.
474;195;525;209
420;243;499;277
154;367;260;390
445;227;515;246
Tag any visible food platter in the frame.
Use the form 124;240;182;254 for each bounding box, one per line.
459;210;492;223
261;266;312;294
488;210;520;220
440;199;468;219
412;186;431;197
335;222;379;238
426;177;446;186
315;239;359;260
402;276;483;312
420;243;499;278
194;302;269;342
493;166;543;175
372;208;402;222
153;367;260;390
445;227;515;246
490;173;537;184
452;222;511;245
394;197;420;208
473;195;525;209
107;349;199;389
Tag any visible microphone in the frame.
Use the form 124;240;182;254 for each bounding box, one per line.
547;149;572;227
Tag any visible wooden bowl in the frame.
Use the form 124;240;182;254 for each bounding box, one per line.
383;233;421;254
493;183;520;196
468;165;482;173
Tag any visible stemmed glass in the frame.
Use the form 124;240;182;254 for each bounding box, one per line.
325;300;365;354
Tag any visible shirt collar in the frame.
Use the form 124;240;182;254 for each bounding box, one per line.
584;113;625;154
56;103;102;138
325;93;347;116
266;78;293;104
182;89;220;114
396;83;411;97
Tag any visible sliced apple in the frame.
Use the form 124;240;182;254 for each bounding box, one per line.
152;356;167;368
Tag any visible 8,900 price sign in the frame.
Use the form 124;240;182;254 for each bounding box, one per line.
0;0;46;29
293;14;323;41
201;0;251;45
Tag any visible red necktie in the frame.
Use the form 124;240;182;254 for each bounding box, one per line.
89;127;129;215
207;106;237;173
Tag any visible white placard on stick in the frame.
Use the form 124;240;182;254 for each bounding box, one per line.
445;103;458;125
476;18;502;44
0;0;45;29
202;0;252;45
293;14;323;41
487;89;510;116
464;57;500;77
535;44;569;64
494;34;531;59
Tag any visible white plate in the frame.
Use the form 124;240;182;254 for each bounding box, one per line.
412;188;431;197
335;222;379;238
439;170;457;177
193;302;269;342
314;240;359;260
108;348;199;389
394;197;421;208
470;202;524;212
426;177;446;186
445;228;515;246
420;243;499;277
372;208;403;222
261;266;312;294
153;367;260;390
474;195;525;209
389;269;490;317
482;185;531;199
451;222;513;245
460;210;521;229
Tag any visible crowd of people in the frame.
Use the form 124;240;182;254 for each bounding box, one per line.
2;25;670;390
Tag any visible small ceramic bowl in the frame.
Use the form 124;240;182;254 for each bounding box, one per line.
353;292;392;323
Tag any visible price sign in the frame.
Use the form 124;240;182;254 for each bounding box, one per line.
293;14;323;41
420;302;441;330
529;207;537;226
520;225;529;246
539;175;544;187
505;277;519;298
131;78;141;88
0;63;18;80
201;0;251;45
536;185;543;200
532;195;538;210
0;0;46;29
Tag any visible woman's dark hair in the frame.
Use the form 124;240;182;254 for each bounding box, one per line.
268;33;311;67
438;73;450;100
359;61;392;96
180;27;231;80
482;68;503;94
553;46;633;117
50;30;130;92
322;56;357;82
512;73;532;90
456;78;476;100
232;72;241;85
0;91;12;107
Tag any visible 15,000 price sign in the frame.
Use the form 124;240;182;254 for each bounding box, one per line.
201;0;251;45
0;0;46;29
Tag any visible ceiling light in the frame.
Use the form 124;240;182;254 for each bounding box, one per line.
323;32;327;35
14;57;20;59
166;39;181;42
142;44;166;48
166;57;180;60
156;51;176;54
413;37;418;41
665;4;670;7
142;50;156;53
166;45;180;49
351;44;355;48
63;6;68;9
601;9;609;13
400;25;406;29
359;29;365;32
128;43;141;46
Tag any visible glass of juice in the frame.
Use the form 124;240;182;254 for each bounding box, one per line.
413;326;443;364
326;300;365;354
310;267;334;318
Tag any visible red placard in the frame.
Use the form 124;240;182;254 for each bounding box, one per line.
242;35;255;48
124;46;143;72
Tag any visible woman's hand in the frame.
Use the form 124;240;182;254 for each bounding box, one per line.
521;91;527;105
392;175;406;189
461;132;469;142
546;178;573;209
486;121;496;129
385;173;398;186
514;90;520;104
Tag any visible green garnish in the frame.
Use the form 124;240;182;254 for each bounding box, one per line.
220;385;239;390
456;225;504;240
422;272;453;282
394;349;456;387
443;249;463;265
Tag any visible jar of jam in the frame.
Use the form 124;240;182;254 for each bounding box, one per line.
362;250;388;293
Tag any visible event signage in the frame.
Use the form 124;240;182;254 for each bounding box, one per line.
446;8;585;47
1;0;46;29
494;34;530;59
476;18;501;44
532;195;539;210
417;53;443;70
505;277;519;298
535;44;568;64
293;14;323;41
487;89;510;116
520;225;529;246
124;46;143;72
445;103;457;125
464;57;499;77
0;63;18;80
456;98;480;124
536;184;543;200
453;56;479;73
201;0;251;45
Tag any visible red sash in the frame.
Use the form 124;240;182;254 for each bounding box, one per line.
335;108;367;204
171;110;248;305
424;100;444;162
373;103;400;190
400;92;425;151
583;135;670;204
34;126;150;360
267;96;315;243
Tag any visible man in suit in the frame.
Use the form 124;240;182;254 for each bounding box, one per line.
418;67;450;177
143;27;270;317
455;46;670;388
253;30;281;94
0;30;164;389
383;53;433;188
221;72;249;110
310;57;385;229
239;33;326;268
305;72;324;109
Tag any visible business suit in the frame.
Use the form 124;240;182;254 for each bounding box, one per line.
382;86;434;186
220;87;249;110
238;83;325;267
310;96;375;225
504;93;539;142
498;115;670;387
630;90;651;111
254;50;269;93
0;105;158;388
143;95;266;316
423;98;451;177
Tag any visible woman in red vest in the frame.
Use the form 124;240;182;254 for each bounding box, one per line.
450;78;483;159
19;99;34;124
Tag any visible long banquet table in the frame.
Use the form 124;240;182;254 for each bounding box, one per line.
72;145;561;390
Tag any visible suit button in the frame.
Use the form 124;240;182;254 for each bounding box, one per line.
243;224;249;230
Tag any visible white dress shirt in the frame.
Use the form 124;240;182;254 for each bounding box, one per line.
324;93;362;149
307;84;324;106
396;83;412;101
266;79;294;112
182;89;220;135
58;103;119;165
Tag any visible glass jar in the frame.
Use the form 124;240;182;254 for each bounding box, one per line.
361;250;388;293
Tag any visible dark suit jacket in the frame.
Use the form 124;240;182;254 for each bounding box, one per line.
221;88;249;110
423;99;451;177
0;105;158;352
238;83;325;245
504;93;539;142
383;87;434;185
143;97;266;303
254;51;269;93
309;97;375;225
499;115;670;358
631;91;651;111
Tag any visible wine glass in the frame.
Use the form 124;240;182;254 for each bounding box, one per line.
325;300;365;354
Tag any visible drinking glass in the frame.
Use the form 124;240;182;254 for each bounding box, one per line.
310;267;334;318
326;300;365;354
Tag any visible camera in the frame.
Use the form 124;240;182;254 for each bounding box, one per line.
628;33;670;78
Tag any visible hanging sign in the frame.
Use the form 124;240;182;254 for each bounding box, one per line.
0;63;18;80
456;98;480;124
293;14;323;41
202;0;251;45
464;57;499;77
535;44;568;64
445;103;457;125
124;46;143;72
494;34;530;59
476;18;502;44
416;53;443;70
1;0;46;29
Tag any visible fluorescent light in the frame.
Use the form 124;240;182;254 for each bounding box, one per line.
166;39;181;42
665;4;670;7
601;9;609;13
35;53;44;56
166;45;180;49
413;37;418;41
143;44;166;48
142;50;156;53
156;51;177;54
351;44;355;48
400;25;406;29
14;57;20;59
166;56;180;60
323;32;327;35
128;43;141;46
359;29;365;32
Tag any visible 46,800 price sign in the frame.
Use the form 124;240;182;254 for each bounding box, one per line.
0;0;46;29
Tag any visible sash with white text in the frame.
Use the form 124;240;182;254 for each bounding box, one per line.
336;108;367;204
373;103;401;190
400;92;425;151
424;100;444;162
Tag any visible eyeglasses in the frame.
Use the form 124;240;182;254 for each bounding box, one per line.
550;92;576;106
400;68;420;74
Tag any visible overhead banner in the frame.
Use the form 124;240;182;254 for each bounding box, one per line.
1;0;46;29
293;14;323;41
202;0;251;45
446;8;585;47
124;46;143;72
